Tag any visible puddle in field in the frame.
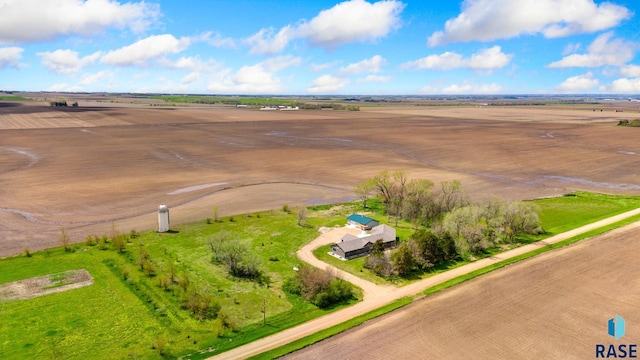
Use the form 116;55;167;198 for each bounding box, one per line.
543;176;640;190
265;131;353;143
618;150;638;156
167;182;229;195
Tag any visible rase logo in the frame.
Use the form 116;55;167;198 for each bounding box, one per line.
596;315;637;358
610;315;626;340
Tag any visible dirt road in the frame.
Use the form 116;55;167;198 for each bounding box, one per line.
209;207;640;360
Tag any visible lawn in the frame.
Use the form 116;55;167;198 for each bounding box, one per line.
0;207;360;360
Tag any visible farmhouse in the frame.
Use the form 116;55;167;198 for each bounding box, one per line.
331;224;396;260
346;213;379;230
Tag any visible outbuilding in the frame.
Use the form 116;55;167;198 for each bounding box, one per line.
346;213;379;230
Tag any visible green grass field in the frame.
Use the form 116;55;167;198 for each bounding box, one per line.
0;207;359;359
150;95;296;107
0;95;30;101
1;192;639;359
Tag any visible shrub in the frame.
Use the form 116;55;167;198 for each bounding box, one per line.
283;267;353;308
180;287;221;321
23;248;32;257
85;235;98;246
209;231;264;280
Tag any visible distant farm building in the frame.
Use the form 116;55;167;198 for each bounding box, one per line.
347;213;379;230
331;224;396;260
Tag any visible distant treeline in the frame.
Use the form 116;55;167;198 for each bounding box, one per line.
150;95;359;110
618;119;640;127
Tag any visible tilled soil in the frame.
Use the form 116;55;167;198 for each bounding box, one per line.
1;101;639;256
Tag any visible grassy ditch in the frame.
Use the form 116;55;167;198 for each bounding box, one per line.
249;297;414;360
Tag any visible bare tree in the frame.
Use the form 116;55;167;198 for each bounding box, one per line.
372;171;393;204
439;180;467;213
59;226;70;251
297;207;308;226
354;179;375;208
391;171;408;226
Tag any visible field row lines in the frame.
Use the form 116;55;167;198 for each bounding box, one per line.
0;113;94;129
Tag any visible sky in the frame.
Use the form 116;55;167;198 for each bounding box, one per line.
1;0;639;95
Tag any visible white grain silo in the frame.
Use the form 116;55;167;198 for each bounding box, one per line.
158;204;170;232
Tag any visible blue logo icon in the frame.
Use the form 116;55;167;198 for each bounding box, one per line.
609;315;626;340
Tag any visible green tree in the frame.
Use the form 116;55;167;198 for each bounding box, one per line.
371;239;385;256
402;178;435;227
391;242;415;276
501;201;540;242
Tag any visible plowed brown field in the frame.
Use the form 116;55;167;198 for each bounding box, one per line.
1;99;639;256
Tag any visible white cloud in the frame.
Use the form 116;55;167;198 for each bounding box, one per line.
419;82;502;94
403;46;512;71
563;43;582;55
620;65;640;77
0;47;23;69
468;46;513;69
357;74;391;83
548;32;636;68
46;83;83;92
246;0;404;54
101;34;190;66
206;56;299;94
338;55;387;76
311;60;342;72
158;56;220;72
403;52;464;70
38;49;101;74
182;72;200;85
602;77;640;93
245;26;295;55
208;65;283;94
428;0;630;46
555;71;599;92
79;70;110;86
196;32;236;48
261;55;301;72
0;0;160;45
307;75;350;93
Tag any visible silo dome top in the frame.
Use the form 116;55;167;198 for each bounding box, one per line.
158;204;169;213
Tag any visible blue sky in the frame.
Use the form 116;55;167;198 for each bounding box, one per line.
1;0;639;95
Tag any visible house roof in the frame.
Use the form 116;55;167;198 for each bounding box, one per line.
334;224;396;253
347;213;377;225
